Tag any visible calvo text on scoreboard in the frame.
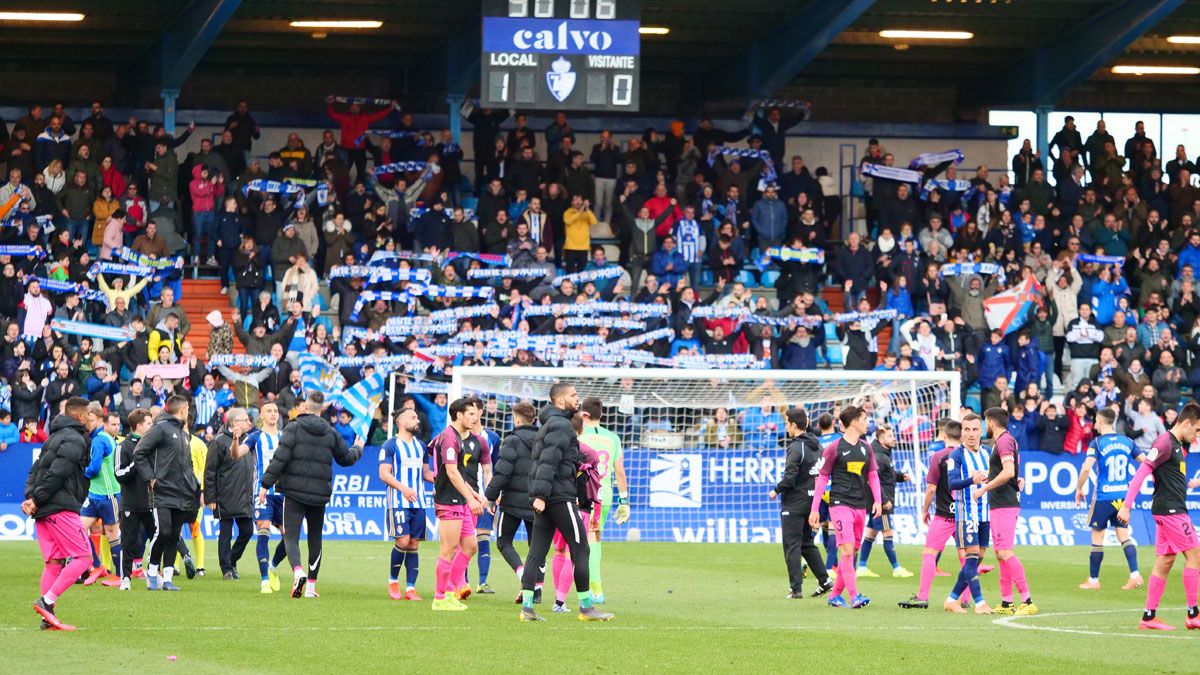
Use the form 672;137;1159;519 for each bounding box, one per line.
482;0;641;112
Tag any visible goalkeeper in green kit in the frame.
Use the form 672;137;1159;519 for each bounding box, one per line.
579;397;630;603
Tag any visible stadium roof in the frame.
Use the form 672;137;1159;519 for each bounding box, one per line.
8;0;1200;114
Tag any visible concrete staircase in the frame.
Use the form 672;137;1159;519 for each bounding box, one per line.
180;279;241;358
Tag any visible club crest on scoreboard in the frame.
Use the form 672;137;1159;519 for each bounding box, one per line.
546;56;576;101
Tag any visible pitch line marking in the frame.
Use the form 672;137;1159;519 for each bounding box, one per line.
993;608;1195;640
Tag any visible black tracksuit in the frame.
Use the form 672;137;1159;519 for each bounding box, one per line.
24;414;89;519
775;431;829;592
261;414;361;581
484;424;537;572
115;432;154;580
521;406;590;594
133;412;199;575
204;428;255;575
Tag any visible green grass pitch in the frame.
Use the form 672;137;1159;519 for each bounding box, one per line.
0;541;1195;673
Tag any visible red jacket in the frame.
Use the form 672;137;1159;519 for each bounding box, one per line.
327;103;393;150
189;165;217;213
644;195;682;237
1063;409;1093;454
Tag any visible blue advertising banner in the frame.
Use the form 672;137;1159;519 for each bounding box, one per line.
3;443;1198;546
482;18;641;55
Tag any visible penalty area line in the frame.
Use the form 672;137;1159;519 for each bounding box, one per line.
992;608;1195;640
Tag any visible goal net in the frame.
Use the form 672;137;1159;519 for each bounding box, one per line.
451;367;960;546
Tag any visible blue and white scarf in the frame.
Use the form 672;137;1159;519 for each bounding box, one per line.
32;277;106;303
909;149;964;169
373;161;427;176
115;247;182;269
328;265;431;284
708;146;778;184
940;262;1007;285
920;179;972;201
606;328;674;350
408;284;495;300
348;291;415;322
861;163;922;184
466;267;547;280
331;95;393;107
0;244;45;258
241;179;304;196
89;261;154;279
354;129;421;146
208;354;277;369
428;304;497;322
50;319;132;342
523;301;669;318
760;246;825;265
552;266;623;288
1076;254;1125;266
564;317;646;331
743;98;812;122
833;309;898;325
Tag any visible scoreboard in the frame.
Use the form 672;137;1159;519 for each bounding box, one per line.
481;0;641;112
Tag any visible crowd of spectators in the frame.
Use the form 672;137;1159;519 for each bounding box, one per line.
0;100;1189;456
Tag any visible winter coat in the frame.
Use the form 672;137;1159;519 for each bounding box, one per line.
115;433;150;513
530;405;582;505
1048;266;1081;336
23;413;89;519
484;424;537;520
148;151;179;203
203;427;255;519
1015;342;1043;391
133;412;200;511
977;341;1011;390
261;413;362;506
189;165;217;213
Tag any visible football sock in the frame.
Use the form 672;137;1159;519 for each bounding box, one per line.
998;557;1014;603
449;551;470;589
109;541;122;576
839;553;857;599
917;552;936;600
1121;539;1139;574
823;526;837;569
1146;574;1167;611
552;553;566;598
90;532;102;568
390;545;405;583
577;589;593;610
405;549;419;588
434;557;451;600
1089;545;1103;581
477;538;491;585
556;558;573;604
256;531;270;579
272;541;287;568
521;589;534;609
883;536;899;569
50;557;90;602
163;567;174;583
1183;568;1199;609
950;554;978;600
41;562;61;595
858;538;874;568
589;540;603;585
1009;555;1031;602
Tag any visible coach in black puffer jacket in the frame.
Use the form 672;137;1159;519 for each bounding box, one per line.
261;411;362;505
133;410;199;511
530;404;583;506
485;422;538;520
24;411;89;518
203;425;255;519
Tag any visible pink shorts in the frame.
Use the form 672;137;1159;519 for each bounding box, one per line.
35;511;91;562
1154;514;1200;555
924;515;957;552
435;504;476;539
991;507;1020;551
830;505;866;550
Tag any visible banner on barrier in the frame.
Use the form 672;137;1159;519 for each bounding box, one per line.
3;444;1198;544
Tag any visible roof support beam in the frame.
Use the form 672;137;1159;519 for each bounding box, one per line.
704;0;875;101
964;0;1184;108
158;0;243;90
406;12;481;98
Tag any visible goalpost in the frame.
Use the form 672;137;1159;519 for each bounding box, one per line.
450;367;960;546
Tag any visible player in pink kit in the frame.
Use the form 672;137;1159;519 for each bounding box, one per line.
428;397;487;611
808;406;882;609
977;407;1037;616
23;397;95;631
1118;402;1200;631
900;420;961;609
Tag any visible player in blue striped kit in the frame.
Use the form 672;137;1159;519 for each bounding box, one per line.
379;408;433;601
944;413;993;614
241;402;286;593
1074;407;1144;591
673;205;703;288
